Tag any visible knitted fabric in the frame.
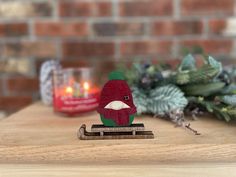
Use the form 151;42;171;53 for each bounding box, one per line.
40;60;61;105
97;79;137;126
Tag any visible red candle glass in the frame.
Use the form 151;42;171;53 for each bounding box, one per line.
53;68;100;116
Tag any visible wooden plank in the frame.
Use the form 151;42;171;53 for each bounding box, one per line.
91;123;145;132
0;164;236;177
0;102;236;165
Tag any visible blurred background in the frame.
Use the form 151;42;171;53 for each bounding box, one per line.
0;0;235;117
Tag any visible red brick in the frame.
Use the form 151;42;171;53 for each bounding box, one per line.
93;22;145;36
0;23;28;37
96;2;112;16
59;1;112;17
120;0;173;16
35;22;88;37
2;41;57;58
96;60;117;84
0;96;32;113
63;42;115;58
120;41;172;56
209;20;227;35
98;60;116;72
181;0;234;16
152;20;203;36
180;39;233;54
60;60;90;68
0;2;52;18
35;59;89;75
7;77;39;94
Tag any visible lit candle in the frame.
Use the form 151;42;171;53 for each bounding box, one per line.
53;68;100;116
65;86;73;97
83;82;90;98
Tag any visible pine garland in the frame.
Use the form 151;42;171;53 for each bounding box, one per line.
119;54;236;134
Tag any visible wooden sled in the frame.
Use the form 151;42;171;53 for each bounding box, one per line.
78;123;154;140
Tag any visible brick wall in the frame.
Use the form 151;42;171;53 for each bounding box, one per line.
0;0;235;114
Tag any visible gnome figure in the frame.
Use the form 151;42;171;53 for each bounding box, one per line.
97;71;137;127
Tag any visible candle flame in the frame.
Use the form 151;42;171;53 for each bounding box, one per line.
83;82;90;90
65;86;73;94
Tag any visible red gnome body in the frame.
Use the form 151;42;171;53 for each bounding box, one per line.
97;71;137;127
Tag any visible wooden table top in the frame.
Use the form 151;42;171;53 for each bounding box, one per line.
0;102;236;176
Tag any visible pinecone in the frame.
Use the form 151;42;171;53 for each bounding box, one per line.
138;73;152;90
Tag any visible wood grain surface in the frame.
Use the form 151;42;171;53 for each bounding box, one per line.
0;102;236;176
1;164;236;177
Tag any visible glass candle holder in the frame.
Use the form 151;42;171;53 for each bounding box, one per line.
53;68;100;116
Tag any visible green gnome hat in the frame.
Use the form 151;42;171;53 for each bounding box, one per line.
108;71;125;80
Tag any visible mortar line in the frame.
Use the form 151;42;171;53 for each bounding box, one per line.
52;0;59;21
55;39;63;60
173;0;180;20
0;15;233;23
202;18;209;38
28;19;36;41
112;0;120;60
